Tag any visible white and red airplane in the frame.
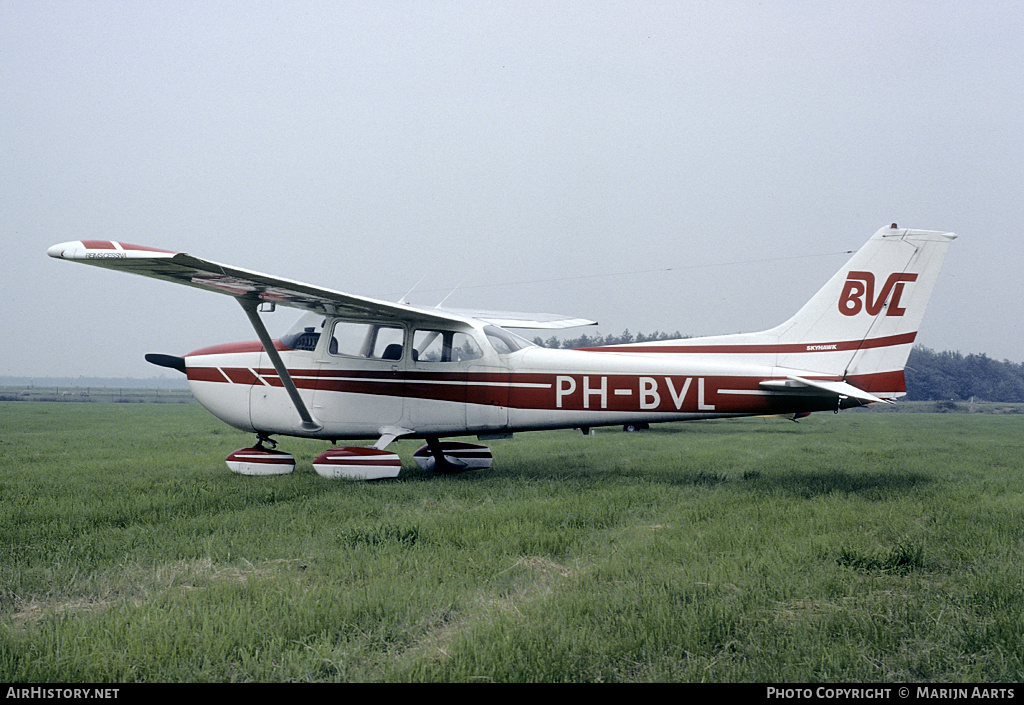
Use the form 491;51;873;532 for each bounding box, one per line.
48;224;955;479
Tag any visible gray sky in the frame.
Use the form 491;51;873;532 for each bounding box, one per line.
3;1;1022;378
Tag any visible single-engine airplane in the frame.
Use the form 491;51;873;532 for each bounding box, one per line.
48;224;955;479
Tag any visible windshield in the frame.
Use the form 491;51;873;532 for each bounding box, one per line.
279;312;327;351
484;325;535;355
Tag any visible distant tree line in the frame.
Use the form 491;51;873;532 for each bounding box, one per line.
904;346;1024;402
532;329;687;350
534;332;1024;403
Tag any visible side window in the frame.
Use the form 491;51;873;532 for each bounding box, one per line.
451;333;484;362
328;321;405;359
413;330;483;363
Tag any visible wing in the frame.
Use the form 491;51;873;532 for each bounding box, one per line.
48;240;594;329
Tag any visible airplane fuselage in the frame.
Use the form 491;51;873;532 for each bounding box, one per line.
182;317;878;442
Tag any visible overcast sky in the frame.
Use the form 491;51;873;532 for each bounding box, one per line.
3;1;1022;379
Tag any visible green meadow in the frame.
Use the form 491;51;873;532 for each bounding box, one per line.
1;401;1022;682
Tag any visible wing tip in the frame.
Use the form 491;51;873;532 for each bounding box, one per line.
47;240;178;260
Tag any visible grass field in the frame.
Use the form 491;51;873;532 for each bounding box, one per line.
1;401;1022;682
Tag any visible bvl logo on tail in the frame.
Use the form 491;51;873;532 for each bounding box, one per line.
838;271;919;317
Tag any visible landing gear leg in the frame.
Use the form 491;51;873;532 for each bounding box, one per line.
255;433;278;450
425;436;460;473
413;438;493;473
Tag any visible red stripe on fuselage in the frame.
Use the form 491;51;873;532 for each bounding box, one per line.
578;331;917;355
184;366;905;414
186;367;230;383
845;369;906;394
222;367;264;386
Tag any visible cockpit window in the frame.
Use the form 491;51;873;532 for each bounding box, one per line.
281;317;532;360
328;321;405;359
414;330;483;363
484;325;534;355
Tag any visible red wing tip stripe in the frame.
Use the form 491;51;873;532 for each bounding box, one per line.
78;240;178;254
119;242;178;253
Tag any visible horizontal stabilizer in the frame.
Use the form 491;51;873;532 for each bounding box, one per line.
759;376;891;405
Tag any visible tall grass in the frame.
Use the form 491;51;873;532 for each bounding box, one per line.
1;402;1022;681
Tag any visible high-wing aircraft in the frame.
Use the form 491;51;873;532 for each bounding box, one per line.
48;224;955;479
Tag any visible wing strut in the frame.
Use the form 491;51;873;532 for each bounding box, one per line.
238;299;323;433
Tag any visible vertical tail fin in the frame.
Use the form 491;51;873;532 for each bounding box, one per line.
770;224;956;396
